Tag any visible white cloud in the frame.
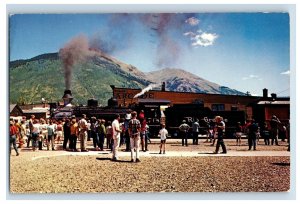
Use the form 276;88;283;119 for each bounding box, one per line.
185;17;200;26
242;74;262;80
184;29;218;47
191;32;218;47
183;32;196;37
280;70;290;75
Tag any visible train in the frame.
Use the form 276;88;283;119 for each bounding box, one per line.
163;103;246;138
52;90;246;138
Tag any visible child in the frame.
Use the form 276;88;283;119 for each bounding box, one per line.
158;124;168;154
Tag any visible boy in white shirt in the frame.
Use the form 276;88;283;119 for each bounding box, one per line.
159;124;168;154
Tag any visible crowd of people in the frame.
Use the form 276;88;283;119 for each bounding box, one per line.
9;110;152;162
9;112;289;160
176;114;289;153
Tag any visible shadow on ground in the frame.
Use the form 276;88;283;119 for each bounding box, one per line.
272;162;290;166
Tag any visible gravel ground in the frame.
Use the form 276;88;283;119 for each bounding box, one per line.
9;139;290;193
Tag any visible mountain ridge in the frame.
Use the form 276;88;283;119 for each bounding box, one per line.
9;52;246;105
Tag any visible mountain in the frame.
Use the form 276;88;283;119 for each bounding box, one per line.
145;68;245;95
9;52;151;105
9;52;245;105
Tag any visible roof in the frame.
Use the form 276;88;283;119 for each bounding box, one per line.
10;104;17;112
138;98;171;105
22;109;48;113
257;100;290;105
10;104;23;114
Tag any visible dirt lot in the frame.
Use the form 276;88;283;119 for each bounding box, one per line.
9;139;290;193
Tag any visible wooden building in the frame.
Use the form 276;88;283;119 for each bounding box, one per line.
252;99;290;126
10;104;23;117
22;109;48;120
111;85;259;118
110;85;290;123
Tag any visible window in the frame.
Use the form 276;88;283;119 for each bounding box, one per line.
212;104;225;111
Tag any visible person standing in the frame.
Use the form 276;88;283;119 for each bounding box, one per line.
140;117;147;152
128;111;141;162
19;120;26;148
158;124;168;154
47;120;56;151
261;122;270;145
78;114;89;152
87;119;91;141
31;119;40;151
214;116;227;154
27;115;35;148
10;121;19;156
39;119;48;150
106;121;113;151
69;116;79;152
25;125;31;147
97;119;106;151
13;119;22;148
192;119;200;145
270;115;281;146
63;118;71;150
247;119;258;150
235;122;243;146
90;117;99;150
112;114;122;161
119;118;125;147
179;120;190;146
124;112;131;152
56;120;63;145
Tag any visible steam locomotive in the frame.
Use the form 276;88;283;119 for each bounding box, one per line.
52;90;246;138
52;90;132;122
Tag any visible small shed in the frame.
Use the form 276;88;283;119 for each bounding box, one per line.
10;104;23;117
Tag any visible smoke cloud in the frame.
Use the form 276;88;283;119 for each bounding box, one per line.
59;14;206;89
142;14;182;68
59;35;98;89
90;14;196;69
133;83;160;98
89;14;135;55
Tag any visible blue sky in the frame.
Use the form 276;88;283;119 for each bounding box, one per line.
9;13;290;96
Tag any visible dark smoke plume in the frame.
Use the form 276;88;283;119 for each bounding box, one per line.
156;35;181;68
59;13;199;88
89;14;135;55
141;13;194;68
89;13;195;69
59;35;97;89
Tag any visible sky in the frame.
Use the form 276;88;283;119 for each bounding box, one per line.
9;13;290;96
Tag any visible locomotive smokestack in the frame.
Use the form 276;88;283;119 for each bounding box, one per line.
263;88;268;98
162;82;166;91
62;90;73;106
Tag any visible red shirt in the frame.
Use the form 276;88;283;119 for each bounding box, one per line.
10;125;18;136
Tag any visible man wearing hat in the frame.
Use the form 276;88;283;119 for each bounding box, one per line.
179;120;190;146
78;114;88;152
